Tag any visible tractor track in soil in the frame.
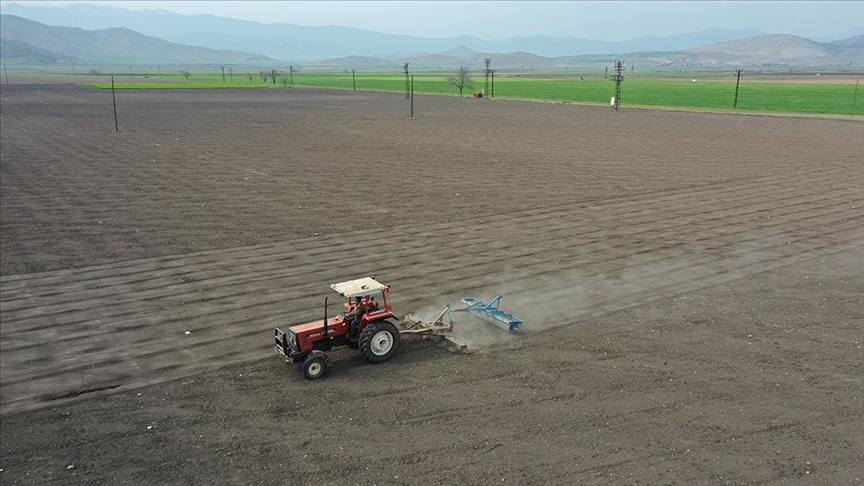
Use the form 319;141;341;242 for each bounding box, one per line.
1;83;862;485
2;175;859;410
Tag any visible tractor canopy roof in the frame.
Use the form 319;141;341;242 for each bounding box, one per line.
330;277;388;298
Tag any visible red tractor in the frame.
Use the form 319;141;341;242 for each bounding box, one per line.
274;277;402;379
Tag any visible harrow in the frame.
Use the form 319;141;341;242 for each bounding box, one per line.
457;296;522;334
403;295;522;352
401;304;467;351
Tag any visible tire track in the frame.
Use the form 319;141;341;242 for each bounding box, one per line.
1;169;856;312
0;160;849;295
2;175;861;413
0;191;856;353
2;181;859;337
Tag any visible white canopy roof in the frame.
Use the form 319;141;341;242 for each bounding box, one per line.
330;277;387;298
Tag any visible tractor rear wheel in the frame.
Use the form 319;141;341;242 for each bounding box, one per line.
359;320;400;363
301;354;327;380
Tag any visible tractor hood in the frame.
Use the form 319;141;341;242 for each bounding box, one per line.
290;316;345;335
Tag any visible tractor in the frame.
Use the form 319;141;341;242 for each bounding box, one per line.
274;277;403;379
275;276;520;380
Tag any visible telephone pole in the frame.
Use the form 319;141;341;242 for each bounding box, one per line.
403;63;410;99
111;76;119;132
410;75;415;120
733;69;743;108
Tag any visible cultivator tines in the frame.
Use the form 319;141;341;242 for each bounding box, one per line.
458;296;522;334
401;304;452;334
401;305;467;351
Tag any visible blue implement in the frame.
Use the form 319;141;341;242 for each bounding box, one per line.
459;296;522;333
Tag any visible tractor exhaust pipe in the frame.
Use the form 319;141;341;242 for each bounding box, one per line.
323;297;329;338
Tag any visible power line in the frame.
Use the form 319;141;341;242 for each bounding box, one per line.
612;60;624;111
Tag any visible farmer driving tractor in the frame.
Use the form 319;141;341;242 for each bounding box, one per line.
346;296;367;340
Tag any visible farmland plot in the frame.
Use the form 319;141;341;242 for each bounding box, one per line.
1;81;862;485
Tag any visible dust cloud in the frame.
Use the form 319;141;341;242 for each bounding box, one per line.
403;240;782;351
403;268;599;352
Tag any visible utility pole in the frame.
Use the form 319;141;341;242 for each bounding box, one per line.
410;75;415;120
484;58;491;97
289;66;294;85
111;76;119;132
3;64;8;85
229;67;233;82
403;63;410;99
851;80;860;118
352;69;356;91
612;60;624;111
733;69;743;108
491;70;495;98
221;65;225;83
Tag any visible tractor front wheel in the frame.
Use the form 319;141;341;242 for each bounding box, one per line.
359;320;400;363
301;354;327;380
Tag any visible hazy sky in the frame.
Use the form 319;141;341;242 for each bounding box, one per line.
2;1;862;40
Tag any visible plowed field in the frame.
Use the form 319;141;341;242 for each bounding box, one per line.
1;81;862;485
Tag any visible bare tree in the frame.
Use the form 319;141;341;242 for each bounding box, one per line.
181;68;191;80
259;71;269;83
279;73;290;87
247;73;254;84
448;66;473;97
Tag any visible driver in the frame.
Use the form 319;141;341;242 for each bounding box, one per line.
347;296;367;340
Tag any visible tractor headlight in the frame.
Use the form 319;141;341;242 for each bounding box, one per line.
287;330;299;352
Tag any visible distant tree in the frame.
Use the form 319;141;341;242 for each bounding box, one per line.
247;73;254;84
279;73;290;87
259;71;269;83
181;68;191;80
448;66;473;97
88;69;99;75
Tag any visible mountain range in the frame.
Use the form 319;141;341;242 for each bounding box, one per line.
0;15;278;65
0;2;862;69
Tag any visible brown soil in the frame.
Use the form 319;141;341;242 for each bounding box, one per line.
1;79;862;485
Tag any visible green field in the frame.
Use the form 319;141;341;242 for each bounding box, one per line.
78;71;864;116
